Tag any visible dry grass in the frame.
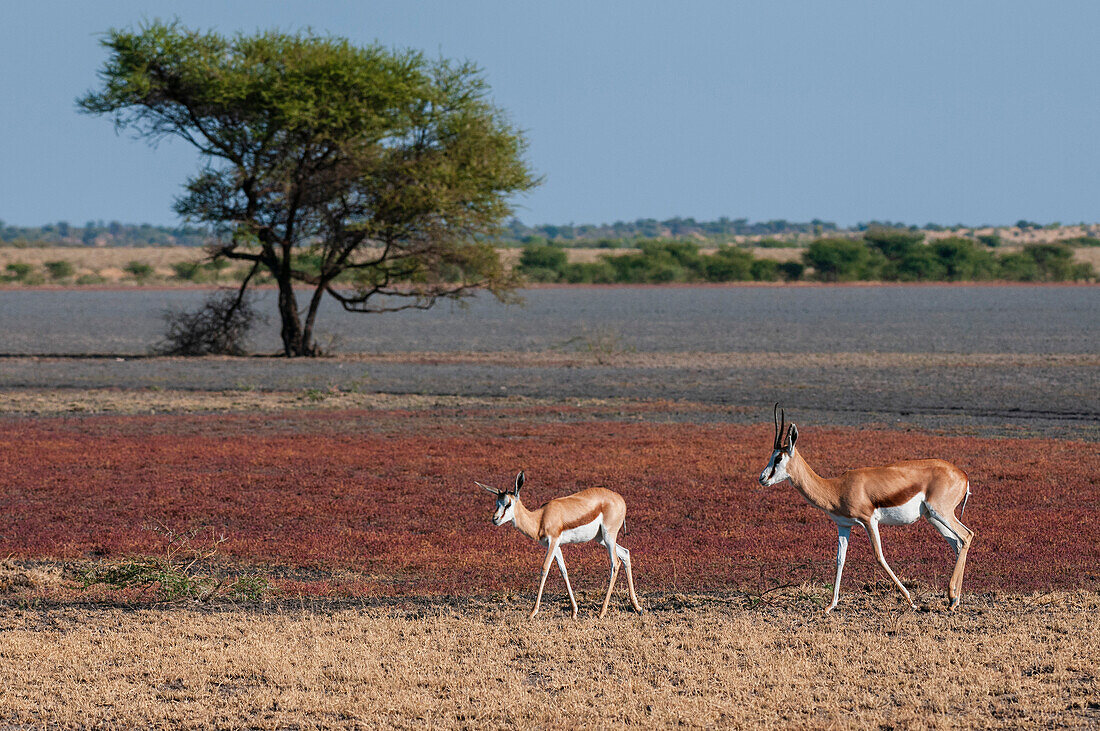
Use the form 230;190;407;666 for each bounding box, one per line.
0;386;572;417
0;246;205;281
0;593;1096;728
2;243;1097;286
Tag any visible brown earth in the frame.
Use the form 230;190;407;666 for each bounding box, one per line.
0;593;1096;728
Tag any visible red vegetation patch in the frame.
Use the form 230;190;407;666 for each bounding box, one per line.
0;409;1097;596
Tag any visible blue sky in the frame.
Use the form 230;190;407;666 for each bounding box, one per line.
2;1;1098;228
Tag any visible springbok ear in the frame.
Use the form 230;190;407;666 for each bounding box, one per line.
475;481;500;496
787;423;798;451
514;470;525;495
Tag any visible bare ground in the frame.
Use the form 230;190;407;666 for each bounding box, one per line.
0;591;1096;729
2;345;1095;440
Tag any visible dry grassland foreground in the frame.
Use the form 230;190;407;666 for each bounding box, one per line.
0;594;1097;728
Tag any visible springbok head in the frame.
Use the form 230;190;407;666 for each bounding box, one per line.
759;403;798;486
476;470;525;526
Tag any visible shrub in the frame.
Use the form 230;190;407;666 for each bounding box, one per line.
4;261;32;281
803;238;882;281
777;261;804;281
158;289;262;355
521;266;563;283
1002;243;1094;281
996;252;1039;281
930;238;998;280
124;260;154;281
76;273;106;285
81;524;273;603
44;260;75;279
889;246;947;281
977;233;1003;247
863;228;924;259
561;260;617;283
171;261;206;281
703;246;754;281
519;244;568;272
605;250;682;283
1058;236;1100;247
750;259;780;281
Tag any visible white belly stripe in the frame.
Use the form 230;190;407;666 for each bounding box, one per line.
558;515;602;545
873;493;925;526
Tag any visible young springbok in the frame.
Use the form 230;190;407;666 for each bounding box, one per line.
758;405;975;612
476;471;644;619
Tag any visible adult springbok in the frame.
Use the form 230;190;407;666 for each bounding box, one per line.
758;405;974;612
476;471;644;619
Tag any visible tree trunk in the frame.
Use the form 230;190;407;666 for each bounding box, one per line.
275;272;312;356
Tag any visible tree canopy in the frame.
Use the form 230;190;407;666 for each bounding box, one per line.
79;21;537;355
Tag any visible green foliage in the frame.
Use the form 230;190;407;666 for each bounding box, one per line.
170;261;205;281
777;261;805;281
561;260;616;283
80;524;274;603
124;260;154;280
977;233;1003;247
514;241;803;284
79;21;537;356
863;228;925;259
518;244;568;277
76;273;106;285
803;238;883;281
750;258;780;282
1058;236;1100;247
4;261;33;281
930;238;998;280
888;246;947;281
997;244;1094;282
703;246;755;282
44;260;75;279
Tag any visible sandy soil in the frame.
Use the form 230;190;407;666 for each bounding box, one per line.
0;593;1096;728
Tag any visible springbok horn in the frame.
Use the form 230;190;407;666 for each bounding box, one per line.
773;402;782;449
475;481;500;495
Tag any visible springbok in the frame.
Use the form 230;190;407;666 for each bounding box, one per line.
476;471;644;619
758;405;974;612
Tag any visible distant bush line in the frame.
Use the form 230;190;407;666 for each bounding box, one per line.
519;233;1096;284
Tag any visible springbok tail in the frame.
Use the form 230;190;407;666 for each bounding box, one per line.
960;480;972;518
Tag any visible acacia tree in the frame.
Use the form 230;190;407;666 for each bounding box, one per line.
80;22;537;356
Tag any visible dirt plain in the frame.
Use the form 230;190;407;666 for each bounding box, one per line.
0;283;1098;727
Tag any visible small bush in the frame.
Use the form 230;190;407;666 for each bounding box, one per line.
1058;236;1100;247
4;261;33;281
158;289;262;355
703;247;754;281
171;261;206;281
1000;243;1094;281
777;261;804;281
889;246;947;281
81;524;274;603
519;244;567;271
561;260;617;283
803;238;883;281
931;238;998;280
124;260;154;281
44;260;75;279
76;273;106;285
750;258;780;281
863;228;924;259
